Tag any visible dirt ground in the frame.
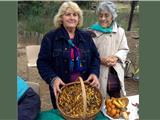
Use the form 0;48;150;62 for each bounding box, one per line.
17;31;139;111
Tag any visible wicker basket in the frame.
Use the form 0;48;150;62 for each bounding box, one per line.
57;77;102;120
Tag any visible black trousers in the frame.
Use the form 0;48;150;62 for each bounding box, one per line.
107;67;121;98
18;88;41;120
49;86;57;109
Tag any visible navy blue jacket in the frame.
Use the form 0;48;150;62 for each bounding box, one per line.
37;26;100;108
18;88;40;120
37;26;100;84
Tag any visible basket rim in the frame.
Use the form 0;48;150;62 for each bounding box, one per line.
56;80;103;119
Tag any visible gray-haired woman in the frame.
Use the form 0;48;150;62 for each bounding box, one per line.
89;1;129;100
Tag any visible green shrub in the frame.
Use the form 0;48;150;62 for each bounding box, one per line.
18;2;139;34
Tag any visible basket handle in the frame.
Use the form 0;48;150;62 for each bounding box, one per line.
79;77;87;119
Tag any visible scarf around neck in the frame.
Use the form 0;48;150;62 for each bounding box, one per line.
68;39;85;73
68;39;86;82
90;22;113;33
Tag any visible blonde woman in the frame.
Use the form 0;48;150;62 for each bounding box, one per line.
89;1;129;100
37;1;100;109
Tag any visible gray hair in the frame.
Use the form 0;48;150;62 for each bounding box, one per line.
96;1;117;20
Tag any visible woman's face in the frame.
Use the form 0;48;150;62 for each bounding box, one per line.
61;8;79;30
98;11;113;28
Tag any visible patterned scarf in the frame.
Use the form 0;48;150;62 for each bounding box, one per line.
68;39;84;82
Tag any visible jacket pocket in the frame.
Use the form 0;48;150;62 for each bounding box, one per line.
52;49;62;68
79;49;91;68
52;49;61;57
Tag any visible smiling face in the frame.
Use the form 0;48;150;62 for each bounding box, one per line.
98;11;113;28
61;8;79;31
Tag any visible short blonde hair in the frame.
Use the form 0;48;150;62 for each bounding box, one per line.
54;1;83;28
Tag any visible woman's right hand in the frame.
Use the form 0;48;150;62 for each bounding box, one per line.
101;56;118;67
101;57;108;66
106;56;118;66
53;77;65;97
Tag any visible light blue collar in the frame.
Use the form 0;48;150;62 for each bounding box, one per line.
89;22;113;33
17;76;29;102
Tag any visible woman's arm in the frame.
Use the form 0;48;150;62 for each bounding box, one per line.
88;34;100;78
37;35;57;85
114;29;129;66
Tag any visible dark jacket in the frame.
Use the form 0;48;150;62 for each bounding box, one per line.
37;26;100;108
18;88;41;120
17;76;40;120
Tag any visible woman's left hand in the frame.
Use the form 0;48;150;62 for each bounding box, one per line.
105;56;118;66
86;74;100;88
